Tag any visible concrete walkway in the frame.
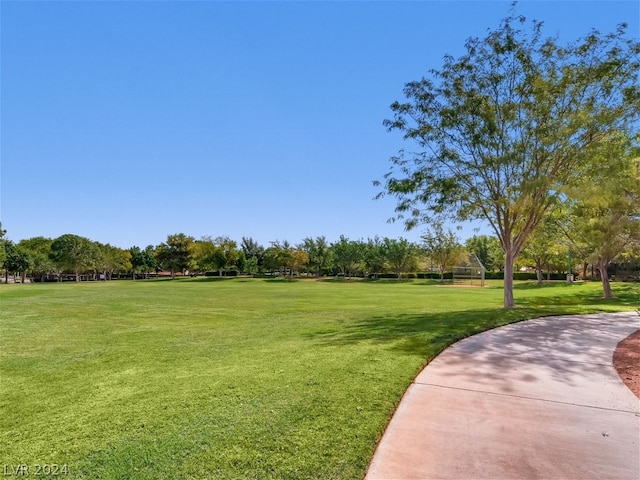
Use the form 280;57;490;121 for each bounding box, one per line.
366;312;640;480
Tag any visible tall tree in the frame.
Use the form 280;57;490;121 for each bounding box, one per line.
300;236;332;277
241;237;265;273
287;249;309;277
561;144;640;298
262;245;282;275
155;233;194;279
211;236;239;276
19;237;55;282
363;236;386;278
520;220;562;283
263;240;298;277
0;223;7;268
240;254;259;277
376;13;640;307
129;245;158;279
422;223;466;282
464;235;500;272
382;237;420;280
96;243;132;280
3;241;31;283
50;234;100;282
331;236;364;279
190;237;217;274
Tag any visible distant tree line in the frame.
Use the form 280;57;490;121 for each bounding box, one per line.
0;229;428;282
1;222;638;295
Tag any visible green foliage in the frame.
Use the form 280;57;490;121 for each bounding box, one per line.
464;235;502;272
240;236;265;273
190;236;240;276
560;143;640;297
519;220;565;282
18;237;55;280
377;11;640;307
422;223;466;281
362;236;386;276
381;237;420;279
189;237;215;273
50;234;100;281
129;246;158;278
0;222;7;267
95;243;132;279
300;236;332;277
262;240;308;277
155;233;194;278
242;255;259;276
212;236;240;275
2;241;31;281
331;235;364;278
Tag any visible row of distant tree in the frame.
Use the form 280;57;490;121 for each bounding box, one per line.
2;222;637;289
0;225;469;283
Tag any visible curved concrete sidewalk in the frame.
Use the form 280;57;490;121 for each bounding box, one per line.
366;312;640;480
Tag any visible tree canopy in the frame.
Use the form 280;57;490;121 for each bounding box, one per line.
376;12;640;307
50;234;100;282
422;223;466;282
561;140;640;298
156;233;194;278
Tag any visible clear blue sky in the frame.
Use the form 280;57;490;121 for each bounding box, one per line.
2;1;638;249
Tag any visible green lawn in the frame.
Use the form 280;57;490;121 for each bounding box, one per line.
1;278;637;479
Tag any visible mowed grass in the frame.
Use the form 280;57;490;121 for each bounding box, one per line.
1;278;638;479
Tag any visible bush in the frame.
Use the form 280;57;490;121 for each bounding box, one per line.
204;270;239;277
416;272;453;280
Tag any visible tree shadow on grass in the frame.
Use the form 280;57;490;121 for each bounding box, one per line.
142;276;230;283
307;306;639;397
408;280;446;286
513;281;579;290
186;276;258;283
517;282;639;308
305;284;638;359
306;307;543;359
317;277;364;283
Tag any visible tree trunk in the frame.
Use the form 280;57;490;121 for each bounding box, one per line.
504;250;515;308
536;263;543;284
597;261;613;299
546;262;551;281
